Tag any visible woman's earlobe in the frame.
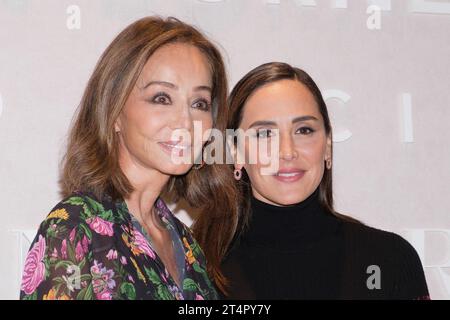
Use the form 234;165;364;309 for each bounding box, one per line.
114;121;121;133
233;168;242;180
326;158;332;170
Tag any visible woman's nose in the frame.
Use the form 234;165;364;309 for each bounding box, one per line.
171;105;193;131
279;134;298;161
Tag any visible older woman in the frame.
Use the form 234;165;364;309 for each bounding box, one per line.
214;62;429;299
20;16;238;300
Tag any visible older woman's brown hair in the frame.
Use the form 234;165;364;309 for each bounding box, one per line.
60;16;239;292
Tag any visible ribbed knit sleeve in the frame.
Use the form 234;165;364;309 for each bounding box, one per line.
390;233;430;300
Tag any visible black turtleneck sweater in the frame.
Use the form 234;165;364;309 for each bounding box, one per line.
221;188;429;300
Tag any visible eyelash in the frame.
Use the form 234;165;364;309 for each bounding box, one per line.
150;92;171;105
192;99;212;112
150;92;211;112
255;127;315;138
296;127;315;135
256;129;275;138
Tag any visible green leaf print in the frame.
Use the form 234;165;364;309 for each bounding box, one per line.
156;284;173;300
182;278;198;292
115;202;128;219
43;256;51;271
63;197;86;206
79;274;92;282
84;283;94;300
100;209;114;221
82;204;92;219
192;261;205;274
192;261;213;288
22;291;38;300
85;196;106;216
67;242;76;262
113;261;127;279
75;281;93;300
78;257;86;271
55;260;76;271
76;286;88;300
190;241;203;258
79;223;93;241
46;227;55;238
120;282;136;300
144;267;162;286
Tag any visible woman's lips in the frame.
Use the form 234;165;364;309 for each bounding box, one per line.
158;141;191;157
273;169;306;183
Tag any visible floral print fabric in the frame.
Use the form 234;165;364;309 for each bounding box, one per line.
20;191;218;300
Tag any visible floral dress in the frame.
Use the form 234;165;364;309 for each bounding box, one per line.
20;191;218;300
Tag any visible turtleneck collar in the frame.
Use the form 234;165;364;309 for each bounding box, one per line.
241;187;340;248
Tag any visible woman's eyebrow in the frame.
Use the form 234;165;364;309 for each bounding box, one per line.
143;80;177;90
194;85;212;93
292;115;319;123
248;116;319;129
142;81;211;93
248;120;277;129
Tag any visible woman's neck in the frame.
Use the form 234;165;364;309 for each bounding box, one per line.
242;187;339;247
118;150;170;225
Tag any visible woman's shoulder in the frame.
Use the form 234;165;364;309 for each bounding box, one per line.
36;191;120;241
341;220;413;250
21;192;127;300
339;219;429;299
340;219;424;270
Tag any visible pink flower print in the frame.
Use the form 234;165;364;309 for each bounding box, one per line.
69;228;76;243
82;235;89;253
90;261;101;275
120;256;127;265
21;235;46;295
90;260;116;299
61;239;68;259
195;294;204;300
132;228;156;259
160;272;167;283
106;249;118;260
75;242;84;261
96;290;113;300
86;216;114;237
51;247;58;259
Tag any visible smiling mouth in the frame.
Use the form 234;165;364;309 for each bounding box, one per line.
273;170;306;182
158;141;191;157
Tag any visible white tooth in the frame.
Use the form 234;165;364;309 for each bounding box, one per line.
278;173;298;177
169;144;189;150
162;143;188;150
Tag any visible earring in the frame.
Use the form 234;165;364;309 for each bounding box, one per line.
326;158;332;170
193;160;205;170
193;143;209;170
234;169;242;180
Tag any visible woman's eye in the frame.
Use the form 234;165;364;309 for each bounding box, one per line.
151;93;171;105
192;99;211;112
296;127;315;135
256;129;274;138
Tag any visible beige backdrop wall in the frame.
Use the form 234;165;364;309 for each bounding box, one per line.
0;0;449;299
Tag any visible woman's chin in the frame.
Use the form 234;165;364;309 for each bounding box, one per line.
261;192;309;207
158;164;193;176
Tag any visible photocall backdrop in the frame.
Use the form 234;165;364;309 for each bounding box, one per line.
0;0;449;299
